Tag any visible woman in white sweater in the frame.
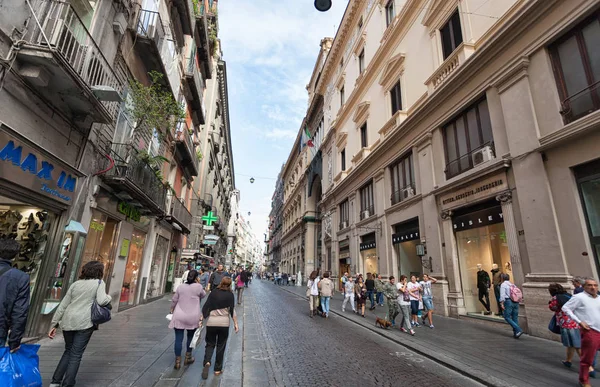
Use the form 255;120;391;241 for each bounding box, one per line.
49;261;112;387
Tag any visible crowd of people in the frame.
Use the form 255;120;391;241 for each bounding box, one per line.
261;271;296;286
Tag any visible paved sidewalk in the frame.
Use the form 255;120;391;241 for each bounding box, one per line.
38;295;243;387
276;282;598;387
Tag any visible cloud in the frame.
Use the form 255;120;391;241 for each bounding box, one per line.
264;128;297;140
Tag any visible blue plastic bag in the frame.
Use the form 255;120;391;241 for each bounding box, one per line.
0;344;42;387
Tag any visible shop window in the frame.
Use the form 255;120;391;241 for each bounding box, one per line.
443;98;494;179
392;218;421;278
440;10;463;60
339;200;349;229
119;229;147;307
549;13;600;123
385;0;395;27
341;148;346;171
360;181;374;220
148;235;170;298
360;122;368;148
359;49;365;74
575;159;600;273
81;210;119;285
390;153;415;205
390;80;402;115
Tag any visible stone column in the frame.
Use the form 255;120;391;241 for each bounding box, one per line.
441;210;466;317
495;191;525;287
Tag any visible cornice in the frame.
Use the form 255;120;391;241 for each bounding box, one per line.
538;110;600;151
352;101;371;124
490;56;530;94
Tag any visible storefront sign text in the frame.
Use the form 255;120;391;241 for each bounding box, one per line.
392;230;420;244
118;201;141;222
360;241;376;251
0;127;79;203
440;173;508;209
453;206;504;232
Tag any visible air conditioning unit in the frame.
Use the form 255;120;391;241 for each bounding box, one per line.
402;186;415;200
362;210;370;219
472;146;495;166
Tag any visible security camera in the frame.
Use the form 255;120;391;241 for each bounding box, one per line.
315;0;332;12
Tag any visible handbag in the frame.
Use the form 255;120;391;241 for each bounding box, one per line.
190;325;204;349
548;315;561;334
91;280;111;325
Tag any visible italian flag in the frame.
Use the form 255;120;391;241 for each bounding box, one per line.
304;126;314;147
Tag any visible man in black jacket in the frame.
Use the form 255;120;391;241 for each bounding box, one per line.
0;238;31;353
208;264;228;290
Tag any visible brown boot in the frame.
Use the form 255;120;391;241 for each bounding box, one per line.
184;352;195;365
174;356;181;370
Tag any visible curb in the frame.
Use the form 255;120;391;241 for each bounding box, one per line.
278;286;513;387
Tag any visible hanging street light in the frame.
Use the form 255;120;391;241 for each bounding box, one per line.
250;177;255;184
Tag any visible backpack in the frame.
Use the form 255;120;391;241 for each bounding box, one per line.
509;284;523;303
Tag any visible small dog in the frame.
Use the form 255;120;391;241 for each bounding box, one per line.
375;317;392;329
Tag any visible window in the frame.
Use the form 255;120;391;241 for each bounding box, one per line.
390;80;402;115
339;200;350;229
385;0;395;27
340;86;345;106
360;123;368;148
549;14;600;123
359;49;365;74
341;148;346;171
360;181;374;219
390;153;414;205
358;16;363;30
443;98;494;179
340;57;344;69
440;10;463;60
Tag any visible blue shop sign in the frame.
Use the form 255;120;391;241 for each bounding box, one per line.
0;124;81;204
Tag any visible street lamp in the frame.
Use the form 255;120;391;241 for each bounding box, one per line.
250;177;255;184
314;0;332;12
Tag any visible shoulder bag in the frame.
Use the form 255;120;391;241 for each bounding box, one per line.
91;280;111;325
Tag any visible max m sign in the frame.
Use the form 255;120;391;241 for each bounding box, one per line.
0;124;81;204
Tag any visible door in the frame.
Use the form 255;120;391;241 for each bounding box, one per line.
577;160;600;274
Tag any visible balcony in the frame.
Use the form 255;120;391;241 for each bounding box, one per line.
560;80;600;124
168;196;193;234
18;0;124;131
193;4;212;79
360;206;374;221
131;9;171;91
174;121;199;179
425;43;475;95
170;0;195;48
183;48;206;125
100;143;168;216
391;183;416;205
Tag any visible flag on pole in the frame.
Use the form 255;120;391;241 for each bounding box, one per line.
303;126;314;147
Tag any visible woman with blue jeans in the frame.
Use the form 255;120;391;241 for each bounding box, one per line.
407;275;422;327
318;271;334;317
499;273;523;338
169;270;206;369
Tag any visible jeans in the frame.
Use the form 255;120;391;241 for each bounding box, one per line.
503;299;522;335
342;293;355;311
236;286;244;304
410;300;419;315
174;328;196;356
366;290;375;308
203;326;230;371
320;296;331;315
399;304;412;331
422;296;433;311
51;327;94;387
376;292;383;305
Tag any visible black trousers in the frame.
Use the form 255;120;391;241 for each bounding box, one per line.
478;287;491;311
52;327;94;387
203;326;230;371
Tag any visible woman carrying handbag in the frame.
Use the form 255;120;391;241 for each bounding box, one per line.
49;261;112;387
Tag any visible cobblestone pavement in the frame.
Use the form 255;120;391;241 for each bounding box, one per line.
242;280;483;387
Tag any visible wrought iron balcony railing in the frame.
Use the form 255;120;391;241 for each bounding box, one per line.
391;183;416;205
171;196;193;233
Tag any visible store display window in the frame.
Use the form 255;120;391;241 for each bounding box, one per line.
392;219;421;279
119;229;146;307
148;235;169;298
81;209;119;286
360;233;378;274
0;196;55;302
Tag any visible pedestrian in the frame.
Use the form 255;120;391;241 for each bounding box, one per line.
291;273;296;285
342;275;356;313
201;277;239;379
0;238;30;354
307;270;320;318
199;268;210;289
282;272;288;286
548;283;581;369
208;264;227;291
365;273;376;310
397;275;415;335
407;275;422;327
491;264;503;316
48;261;112;387
341;272;348;292
562;278;600;387
355;276;367;317
375;274;384;306
168;269;206;369
235;268;245;305
420;274;437;328
573;277;585;295
383;276;400;326
318;271;334;318
244;269;250;287
498;273;524;338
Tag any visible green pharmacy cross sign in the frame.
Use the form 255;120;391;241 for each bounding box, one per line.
202;211;219;226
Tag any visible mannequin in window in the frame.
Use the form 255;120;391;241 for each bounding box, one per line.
476;264;491;315
490;263;503;316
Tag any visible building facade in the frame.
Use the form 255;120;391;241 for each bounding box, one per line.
274;0;600;338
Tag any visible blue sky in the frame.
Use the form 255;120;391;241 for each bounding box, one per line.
219;0;346;240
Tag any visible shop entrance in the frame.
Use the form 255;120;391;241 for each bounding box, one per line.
454;203;509;317
360;233;377;275
119;229;147;307
148;235;170;298
575;159;600;274
81;209;119;288
392;218;421;279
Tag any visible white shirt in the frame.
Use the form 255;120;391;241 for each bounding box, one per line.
407;282;421;301
420;280;433;297
308;278;320;296
396;283;410;306
498;280;512;302
562;292;600;333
